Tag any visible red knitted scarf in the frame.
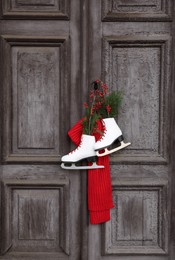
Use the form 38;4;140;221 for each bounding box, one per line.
68;119;114;224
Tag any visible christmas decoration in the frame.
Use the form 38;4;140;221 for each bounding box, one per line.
61;134;104;170
66;119;114;224
82;79;123;135
94;118;131;157
60;80;131;224
61;79;129;170
82;79;131;157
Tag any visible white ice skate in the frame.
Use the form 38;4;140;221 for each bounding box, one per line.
61;134;104;170
94;118;131;157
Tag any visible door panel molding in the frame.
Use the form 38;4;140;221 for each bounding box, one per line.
2;0;70;19
102;177;168;255
102;0;172;21
1;177;70;257
102;35;171;164
1;35;70;163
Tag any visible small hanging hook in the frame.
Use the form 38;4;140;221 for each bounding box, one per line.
91;80;98;90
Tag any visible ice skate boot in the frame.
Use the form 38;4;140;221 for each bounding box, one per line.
94;118;131;157
61;134;104;170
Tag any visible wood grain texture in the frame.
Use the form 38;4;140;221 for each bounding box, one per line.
169;4;175;260
113;47;160;150
0;0;82;259
102;35;171;164
102;178;168;255
102;0;172;21
1;178;70;256
15;47;58;149
88;0;172;258
0;0;174;259
2;0;70;19
17;190;59;240
1;35;70;162
15;0;56;6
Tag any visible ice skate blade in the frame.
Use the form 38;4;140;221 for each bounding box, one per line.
96;141;131;157
61;162;104;170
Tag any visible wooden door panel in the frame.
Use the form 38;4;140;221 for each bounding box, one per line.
102;35;171;164
102;0;172;21
102;178;168;255
1;178;69;257
2;0;70;19
2;35;70;162
0;0;174;259
88;0;172;259
0;0;81;259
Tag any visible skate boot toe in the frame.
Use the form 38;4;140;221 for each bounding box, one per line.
61;154;71;162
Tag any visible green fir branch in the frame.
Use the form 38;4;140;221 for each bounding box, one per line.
82;80;123;135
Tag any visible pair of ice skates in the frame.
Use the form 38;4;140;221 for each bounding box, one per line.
61;118;131;170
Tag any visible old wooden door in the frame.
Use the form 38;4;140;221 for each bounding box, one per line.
0;0;82;259
87;0;175;260
1;0;175;260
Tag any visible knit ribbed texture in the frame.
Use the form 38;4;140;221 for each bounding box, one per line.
90;210;110;224
68;119;114;224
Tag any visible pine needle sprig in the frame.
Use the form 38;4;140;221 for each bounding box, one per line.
82;80;123;135
100;90;123;118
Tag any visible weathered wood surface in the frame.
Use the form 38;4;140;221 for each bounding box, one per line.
0;0;81;259
88;0;173;259
0;0;175;260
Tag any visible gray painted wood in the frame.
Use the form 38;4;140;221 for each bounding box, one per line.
102;178;168;255
88;0;173;259
0;0;81;259
2;0;70;19
2;35;70;162
102;34;171;164
102;0;172;21
0;0;175;260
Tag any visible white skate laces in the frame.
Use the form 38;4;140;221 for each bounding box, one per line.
60;78;132;170
69;142;82;154
61;134;104;170
61;119;131;170
94;118;131;157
